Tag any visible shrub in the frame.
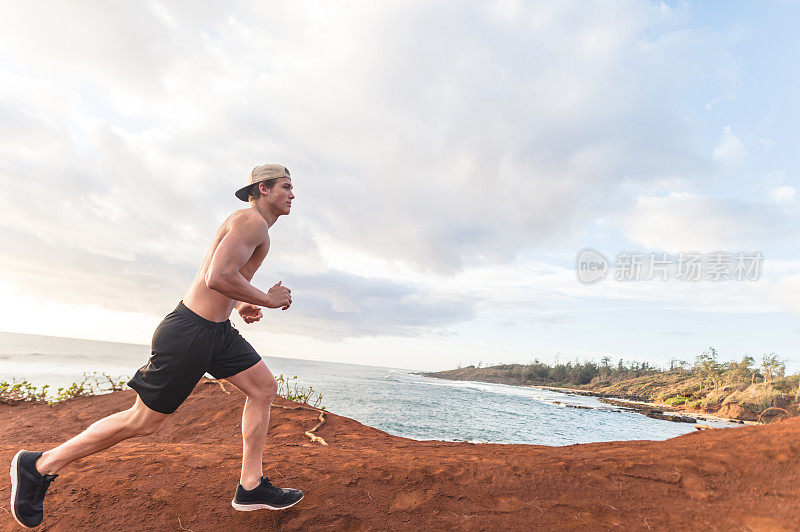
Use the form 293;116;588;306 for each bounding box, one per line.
664;396;688;406
0;373;128;406
275;374;325;409
725;384;783;412
52;372;128;403
0;380;49;404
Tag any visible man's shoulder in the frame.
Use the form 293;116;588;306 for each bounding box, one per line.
227;209;269;241
231;208;268;226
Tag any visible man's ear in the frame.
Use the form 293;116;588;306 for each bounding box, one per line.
258;182;269;195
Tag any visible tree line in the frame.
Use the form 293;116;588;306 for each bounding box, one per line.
464;348;789;387
690;347;786;392
469;357;662;386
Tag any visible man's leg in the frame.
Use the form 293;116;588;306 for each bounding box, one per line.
36;396;168;475
11;397;168;528
223;361;278;490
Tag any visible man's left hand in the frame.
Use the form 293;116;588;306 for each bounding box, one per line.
237;303;263;324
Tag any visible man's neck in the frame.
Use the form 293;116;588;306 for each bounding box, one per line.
250;203;279;227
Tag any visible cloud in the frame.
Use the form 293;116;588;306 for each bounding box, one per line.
0;224;191;315
758;138;775;151
712;126;746;165
621;192;793;252
705;93;735;110
1;2;721;268
0;1;767;341
252;269;476;339
768;273;800;315
769;185;796;204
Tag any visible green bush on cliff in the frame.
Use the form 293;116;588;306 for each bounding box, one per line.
275;374;325;409
2;373;326;410
1;373;128;405
0;380;49;404
664;396;688;406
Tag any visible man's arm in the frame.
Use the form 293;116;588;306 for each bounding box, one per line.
204;217;291;309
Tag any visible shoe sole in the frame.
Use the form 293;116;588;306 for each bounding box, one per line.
231;494;303;511
10;450;32;529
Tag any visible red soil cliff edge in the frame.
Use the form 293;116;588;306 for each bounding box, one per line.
2;382;798;531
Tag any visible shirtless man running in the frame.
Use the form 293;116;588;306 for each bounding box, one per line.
10;164;301;528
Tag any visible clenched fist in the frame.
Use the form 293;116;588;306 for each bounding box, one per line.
266;281;292;310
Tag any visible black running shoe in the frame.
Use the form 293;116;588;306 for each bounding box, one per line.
10;450;58;528
231;476;303;511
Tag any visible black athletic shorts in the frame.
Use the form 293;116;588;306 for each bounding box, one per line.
128;301;262;414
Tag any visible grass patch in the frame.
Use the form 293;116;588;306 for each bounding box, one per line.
664;396;688;406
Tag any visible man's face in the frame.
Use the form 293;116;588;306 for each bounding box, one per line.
260;177;294;215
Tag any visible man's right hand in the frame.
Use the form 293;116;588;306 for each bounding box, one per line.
266;281;292;310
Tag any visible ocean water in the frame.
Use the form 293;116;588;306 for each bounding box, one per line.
0;331;738;445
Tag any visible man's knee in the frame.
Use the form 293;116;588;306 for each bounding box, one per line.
126;406;166;437
265;376;278;399
125;414;164;437
135;417;164;436
248;376;278;403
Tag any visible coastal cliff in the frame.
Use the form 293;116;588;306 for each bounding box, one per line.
421;363;799;422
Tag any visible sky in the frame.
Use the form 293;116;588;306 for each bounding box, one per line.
0;1;798;371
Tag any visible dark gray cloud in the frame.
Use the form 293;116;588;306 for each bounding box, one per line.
258;270;476;339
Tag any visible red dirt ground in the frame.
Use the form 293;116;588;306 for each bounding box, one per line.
1;381;798;531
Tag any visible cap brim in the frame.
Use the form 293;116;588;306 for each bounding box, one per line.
235;186;250;202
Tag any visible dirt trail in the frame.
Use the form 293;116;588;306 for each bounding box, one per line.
2;381;798;530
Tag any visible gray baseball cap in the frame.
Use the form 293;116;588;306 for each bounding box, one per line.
235;164;291;202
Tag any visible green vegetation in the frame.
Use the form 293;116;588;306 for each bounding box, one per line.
0;372;127;406
425;348;799;420
664;396;688;406
275;374;325;409
2;372;326;410
0;380;50;404
428;357;663;387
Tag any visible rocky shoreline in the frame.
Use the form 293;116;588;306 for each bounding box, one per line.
417;363;800;424
416;372;757;424
531;385;753;424
529;386;740;424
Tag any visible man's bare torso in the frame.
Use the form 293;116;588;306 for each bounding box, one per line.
182;209;269;322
